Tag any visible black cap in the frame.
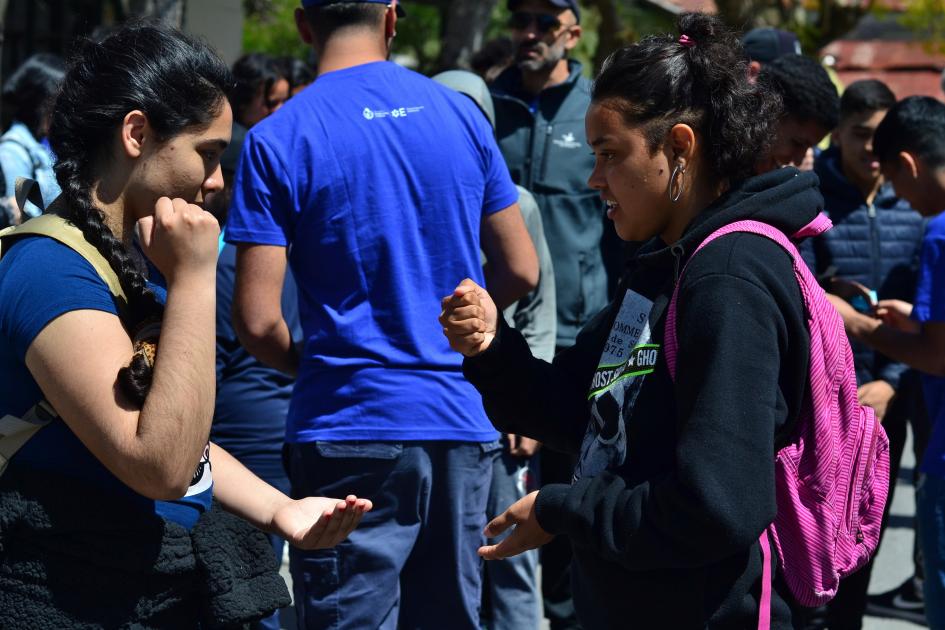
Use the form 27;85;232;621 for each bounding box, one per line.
508;0;580;24
742;27;801;64
301;0;405;17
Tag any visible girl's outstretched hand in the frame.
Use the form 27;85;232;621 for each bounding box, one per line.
272;495;372;550
439;278;498;357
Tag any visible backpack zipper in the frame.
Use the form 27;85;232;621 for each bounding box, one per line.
845;412;877;535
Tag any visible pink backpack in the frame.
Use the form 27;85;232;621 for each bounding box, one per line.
663;216;890;629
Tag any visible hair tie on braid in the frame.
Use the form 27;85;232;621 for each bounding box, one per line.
132;319;161;369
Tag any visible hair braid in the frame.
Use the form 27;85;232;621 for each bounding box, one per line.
54;153;162;405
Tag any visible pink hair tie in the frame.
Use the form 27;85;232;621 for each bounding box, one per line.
679;34;696;48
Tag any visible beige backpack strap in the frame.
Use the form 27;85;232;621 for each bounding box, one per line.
0;214;128;305
0;209;130;475
14;176;45;214
0;401;56;476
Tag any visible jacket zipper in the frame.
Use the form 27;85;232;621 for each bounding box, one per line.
539;124;554;183
502;95;538;190
671;244;685;284
867;203;880;290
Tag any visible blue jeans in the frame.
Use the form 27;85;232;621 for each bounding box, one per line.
482;449;541;630
286;440;500;630
918;473;945;629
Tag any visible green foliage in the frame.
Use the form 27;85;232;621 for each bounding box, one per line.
391;4;443;71
897;0;945;55
242;0;311;60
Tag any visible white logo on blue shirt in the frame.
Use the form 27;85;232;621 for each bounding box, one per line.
361;106;425;121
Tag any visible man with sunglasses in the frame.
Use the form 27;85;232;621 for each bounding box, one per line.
491;2;602;629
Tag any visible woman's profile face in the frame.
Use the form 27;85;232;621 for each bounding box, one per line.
128;99;233;220
586;102;674;242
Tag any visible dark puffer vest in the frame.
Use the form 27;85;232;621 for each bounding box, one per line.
804;147;925;388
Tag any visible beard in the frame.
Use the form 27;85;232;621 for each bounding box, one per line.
515;39;567;73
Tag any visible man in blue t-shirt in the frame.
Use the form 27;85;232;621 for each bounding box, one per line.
225;1;538;628
831;96;945;629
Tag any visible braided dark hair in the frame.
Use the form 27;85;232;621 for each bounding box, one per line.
592;13;782;183
47;21;232;405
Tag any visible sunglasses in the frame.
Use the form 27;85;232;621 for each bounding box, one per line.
508;11;564;34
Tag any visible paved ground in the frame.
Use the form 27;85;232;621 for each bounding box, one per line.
275;426;927;629
863;426;926;629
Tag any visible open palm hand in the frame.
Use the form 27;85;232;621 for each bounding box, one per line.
272;495;372;550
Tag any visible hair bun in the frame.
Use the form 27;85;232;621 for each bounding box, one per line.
677;12;728;48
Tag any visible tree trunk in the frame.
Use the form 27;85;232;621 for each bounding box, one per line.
588;0;623;74
435;0;500;72
126;0;186;26
713;0;761;29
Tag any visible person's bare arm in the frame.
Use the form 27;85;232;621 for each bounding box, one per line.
25;198;219;500
210;443;372;549
851;318;945;377
830;295;945;377
232;243;299;375
480;203;539;310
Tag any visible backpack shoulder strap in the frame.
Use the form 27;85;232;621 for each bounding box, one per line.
0;401;57;476
14;176;45;213
1;213;128;306
0;211;131;476
661;217;829;630
664;217;822;380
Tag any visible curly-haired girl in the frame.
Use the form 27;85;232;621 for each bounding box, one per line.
442;13;823;628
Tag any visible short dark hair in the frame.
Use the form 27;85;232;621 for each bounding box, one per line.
304;2;387;44
280;56;315;92
2;53;65;137
229;53;285;125
593;13;781;182
874;96;945;168
760;54;839;131
839;79;896;121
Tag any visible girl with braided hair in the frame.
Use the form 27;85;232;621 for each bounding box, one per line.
0;22;369;628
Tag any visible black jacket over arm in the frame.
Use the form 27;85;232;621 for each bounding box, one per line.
464;168;824;629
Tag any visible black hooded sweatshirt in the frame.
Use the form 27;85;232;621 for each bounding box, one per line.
464;168;824;629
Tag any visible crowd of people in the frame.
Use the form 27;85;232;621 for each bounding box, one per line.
0;0;942;629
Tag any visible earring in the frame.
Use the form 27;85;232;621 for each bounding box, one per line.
669;163;685;203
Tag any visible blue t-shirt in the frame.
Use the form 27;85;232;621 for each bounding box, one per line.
0;236;212;529
212;243;300;474
226;61;517;443
913;212;945;479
